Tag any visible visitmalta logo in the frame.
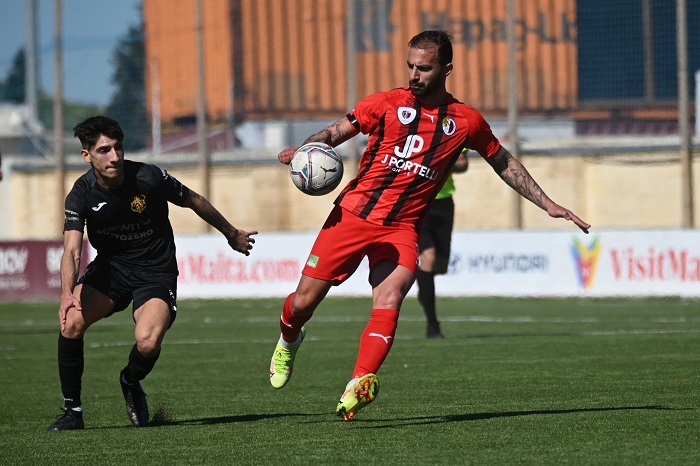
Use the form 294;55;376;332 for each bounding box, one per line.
570;236;601;290
130;195;146;213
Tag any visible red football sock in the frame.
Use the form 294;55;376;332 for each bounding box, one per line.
279;293;310;343
352;309;399;378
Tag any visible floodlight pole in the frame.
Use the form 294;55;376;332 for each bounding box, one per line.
677;0;694;228
345;0;359;165
150;60;161;157
506;0;522;229
54;0;65;237
196;0;211;232
26;0;39;121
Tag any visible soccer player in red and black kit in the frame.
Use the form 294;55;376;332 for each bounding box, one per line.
269;30;590;421
47;116;257;431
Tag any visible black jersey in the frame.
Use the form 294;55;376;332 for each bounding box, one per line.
64;160;190;275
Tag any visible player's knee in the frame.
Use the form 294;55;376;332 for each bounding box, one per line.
135;336;161;357
135;329;164;358
290;293;317;317
375;289;405;310
62;311;88;339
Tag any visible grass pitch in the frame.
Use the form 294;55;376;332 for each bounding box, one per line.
1;297;699;465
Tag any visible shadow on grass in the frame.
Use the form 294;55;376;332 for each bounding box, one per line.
147;412;327;427
363;405;687;428
92;405;689;429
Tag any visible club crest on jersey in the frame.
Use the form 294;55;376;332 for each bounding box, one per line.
130;195;147;213
442;117;457;136
397;107;417;125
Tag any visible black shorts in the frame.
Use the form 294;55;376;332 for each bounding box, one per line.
419;196;455;259
78;256;178;327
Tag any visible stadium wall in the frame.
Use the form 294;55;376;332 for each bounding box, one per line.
3;149;700;240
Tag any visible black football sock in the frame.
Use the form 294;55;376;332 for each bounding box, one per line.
123;344;161;382
57;333;84;409
417;270;439;327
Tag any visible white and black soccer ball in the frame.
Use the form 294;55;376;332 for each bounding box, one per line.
289;142;344;196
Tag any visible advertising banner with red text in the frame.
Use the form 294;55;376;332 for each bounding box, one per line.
439;230;700;297
0;240;89;301
174;233;373;299
175;230;700;299
5;231;697;301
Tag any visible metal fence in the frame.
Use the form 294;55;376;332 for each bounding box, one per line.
0;0;698;233
2;0;697;149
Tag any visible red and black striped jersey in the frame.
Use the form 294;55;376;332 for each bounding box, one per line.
335;87;501;231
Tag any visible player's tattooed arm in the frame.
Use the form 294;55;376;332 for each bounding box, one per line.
486;146;591;233
303;116;358;148
278;115;358;165
486;146;552;211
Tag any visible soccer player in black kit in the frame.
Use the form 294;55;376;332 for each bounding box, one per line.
47;116;257;431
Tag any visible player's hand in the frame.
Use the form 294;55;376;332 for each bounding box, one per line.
547;205;591;234
58;293;81;333
278;147;299;165
228;229;258;256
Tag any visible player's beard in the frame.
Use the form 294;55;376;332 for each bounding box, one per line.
409;78;440;98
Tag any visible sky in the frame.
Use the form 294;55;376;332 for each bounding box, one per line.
0;0;141;107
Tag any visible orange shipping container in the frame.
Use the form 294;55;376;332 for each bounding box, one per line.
144;0;578;125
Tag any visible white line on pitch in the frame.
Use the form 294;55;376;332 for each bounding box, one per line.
582;329;700;335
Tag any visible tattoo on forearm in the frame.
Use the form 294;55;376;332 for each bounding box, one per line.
305;130;330;144
304;118;347;146
502;166;548;209
331;120;346;139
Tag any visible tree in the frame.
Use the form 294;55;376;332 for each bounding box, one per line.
0;48;26;103
105;15;146;151
0;47;100;133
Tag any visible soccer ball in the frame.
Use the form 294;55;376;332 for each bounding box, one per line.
289;142;344;196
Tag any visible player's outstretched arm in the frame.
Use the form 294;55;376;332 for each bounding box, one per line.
486;146;591;234
184;190;258;255
277;116;359;165
59;230;84;332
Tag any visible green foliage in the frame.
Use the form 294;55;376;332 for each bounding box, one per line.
37;95;103;134
2;297;699;465
0;12;147;143
104;16;147;151
0;47;101;133
0;48;26;103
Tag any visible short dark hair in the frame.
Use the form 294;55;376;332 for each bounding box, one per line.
408;30;453;66
73;116;124;150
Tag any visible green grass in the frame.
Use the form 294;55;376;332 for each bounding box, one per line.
1;297;699;465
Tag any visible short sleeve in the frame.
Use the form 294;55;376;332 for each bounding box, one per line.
347;92;386;136
466;110;501;159
64;184;86;233
156;166;190;207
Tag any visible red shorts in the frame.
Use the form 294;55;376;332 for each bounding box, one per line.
302;205;419;285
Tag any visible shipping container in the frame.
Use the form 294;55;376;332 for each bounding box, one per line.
144;0;578;124
144;0;697;133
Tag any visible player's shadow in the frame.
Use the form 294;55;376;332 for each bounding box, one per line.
96;405;685;429
363;405;686;428
148;412;325;427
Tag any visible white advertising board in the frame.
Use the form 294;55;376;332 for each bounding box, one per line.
170;230;700;299
438;230;700;297
174;233;372;298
